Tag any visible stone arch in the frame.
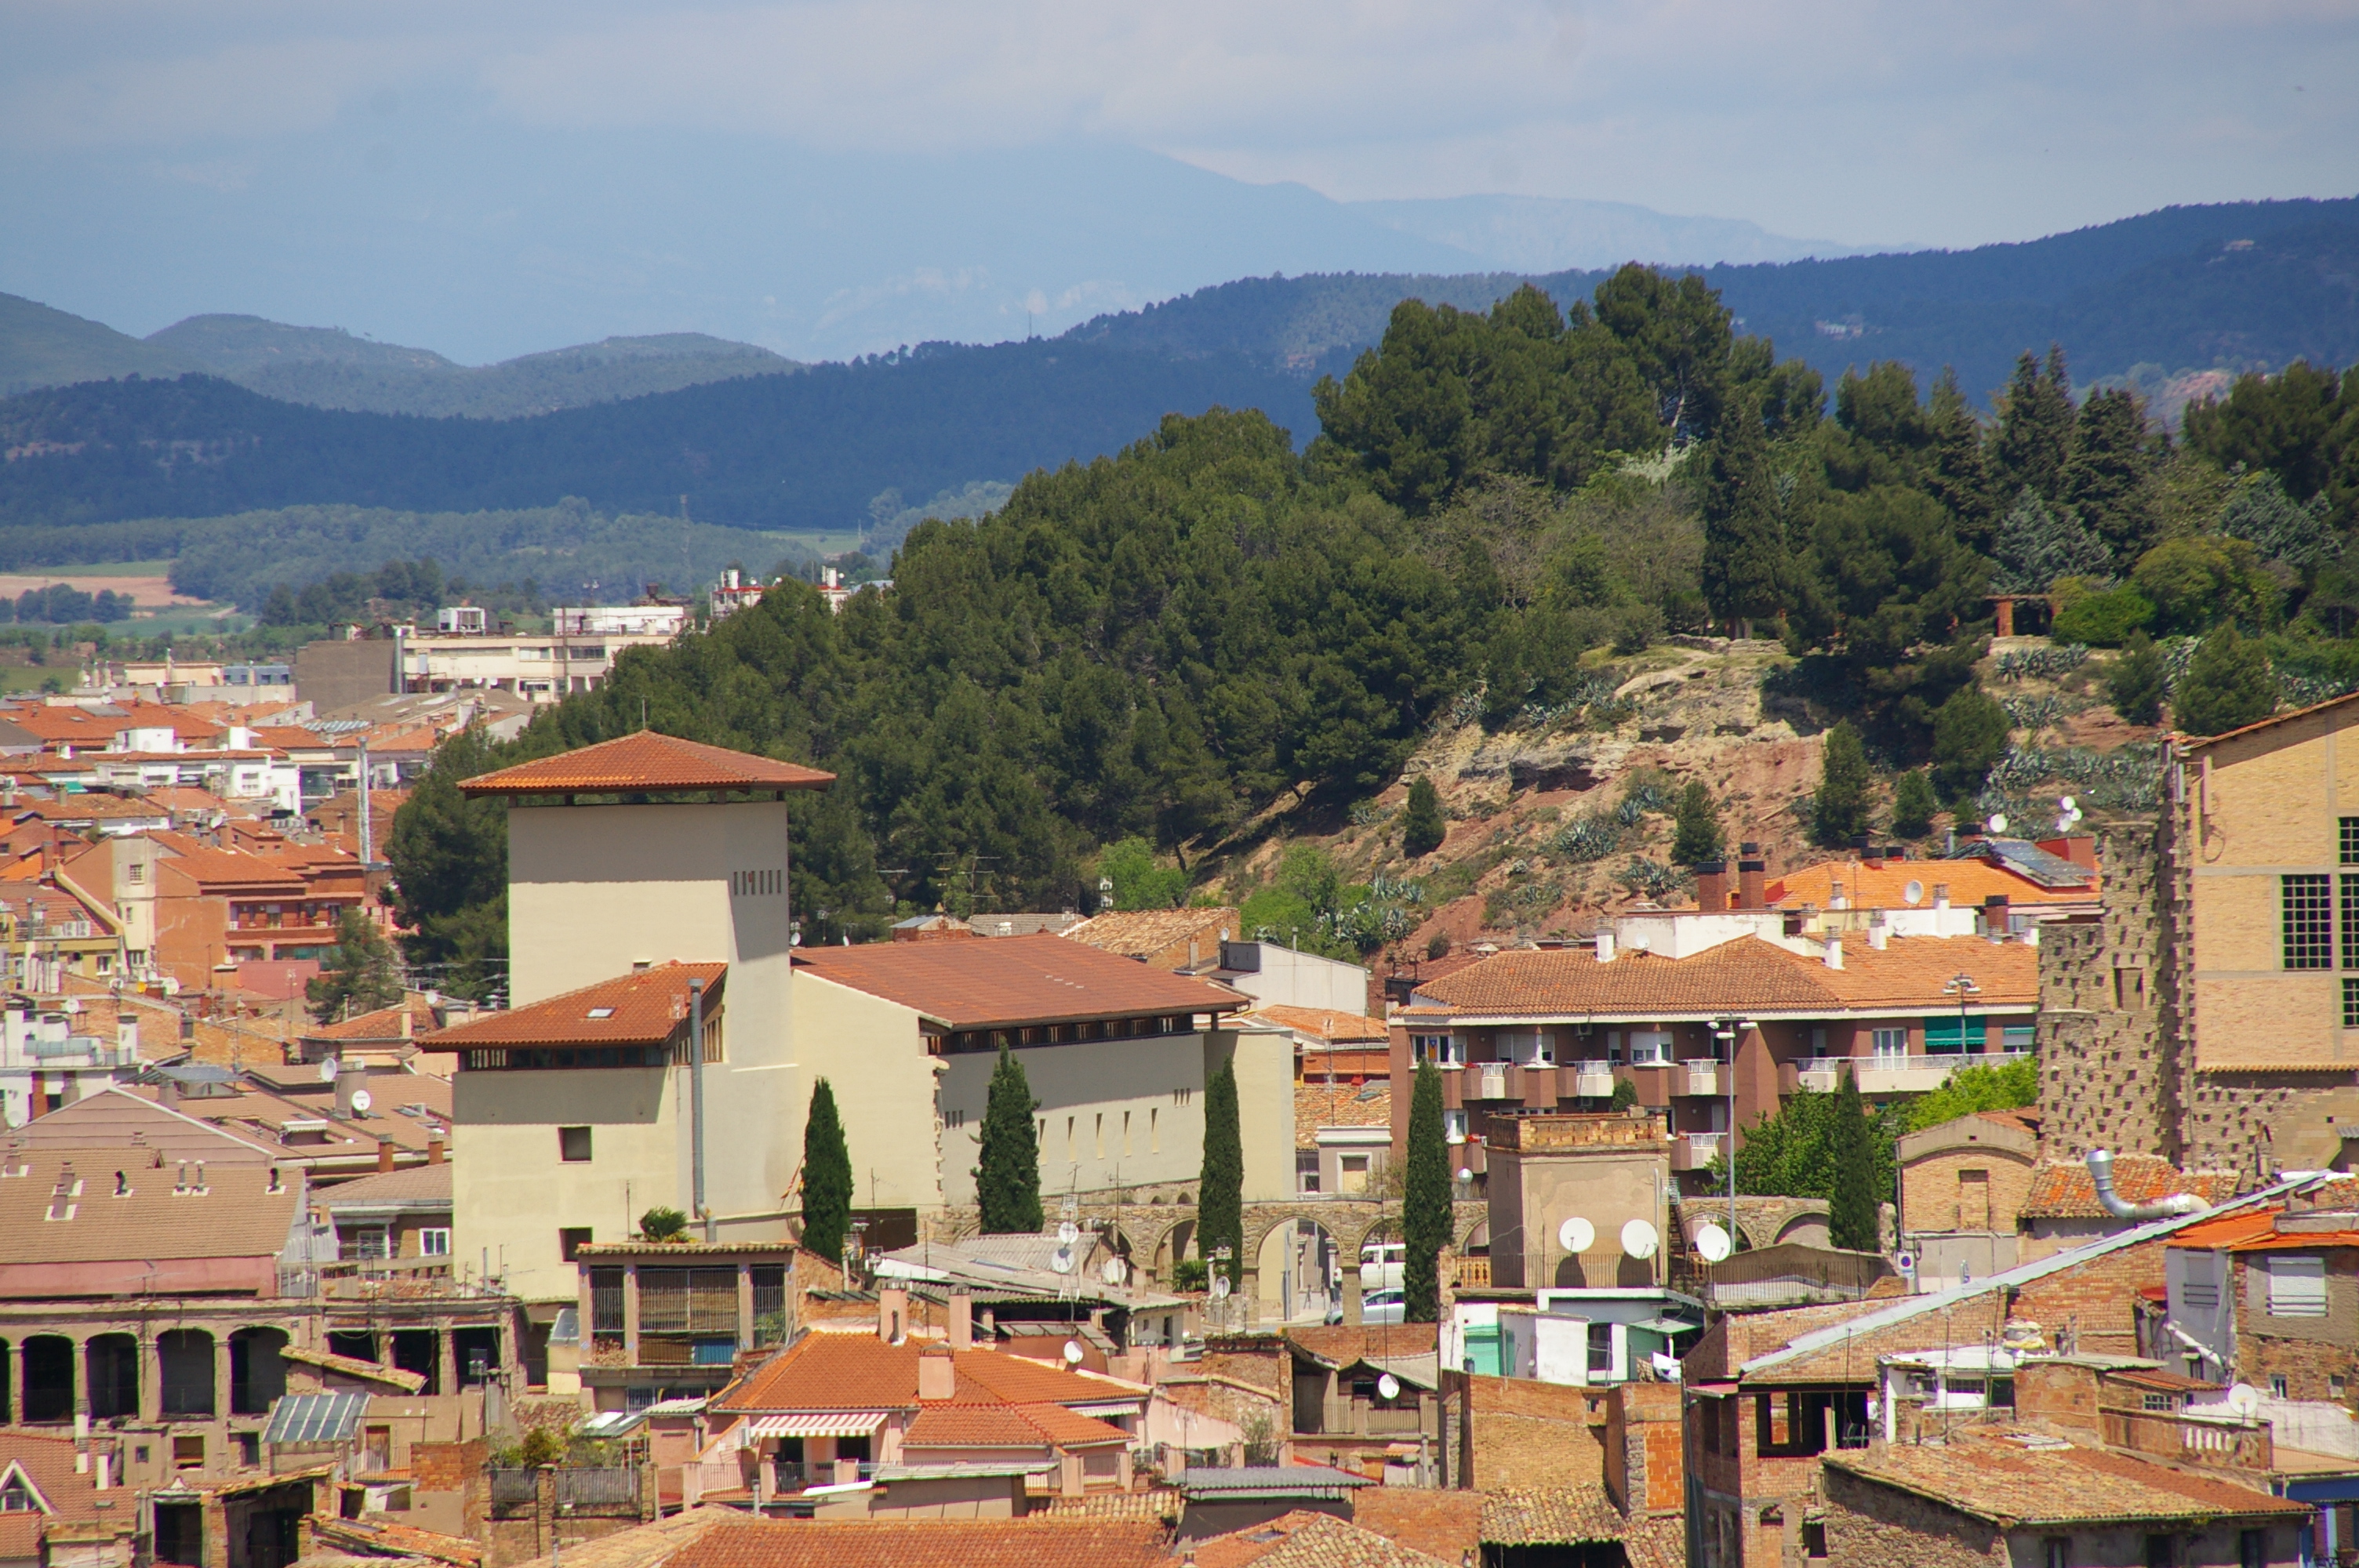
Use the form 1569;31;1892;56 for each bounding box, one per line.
1145;1217;1195;1287
230;1327;289;1415
159;1328;216;1417
20;1335;74;1424
1254;1217;1341;1324
86;1333;140;1421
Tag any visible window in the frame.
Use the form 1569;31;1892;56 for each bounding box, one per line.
2240;1529;2266;1568
1443;1109;1467;1145
590;1268;625;1333
0;1479;32;1511
559;1227;594;1263
1123;1111;1132;1156
2344;875;2359;971
1412;1034;1463;1066
2044;1541;2070;1568
1338;1153;1371;1195
2182;1251;2221;1310
1066;1116;1077;1163
1296;1150;1321;1194
1151;1108;1160;1152
2266;1254;2328;1317
2271;1375;2291;1399
2143;1392;2176;1412
2144;1534;2175;1567
1870;1027;1907;1061
128;862;145;884
2344;817;2359;864
1628;1029;1672;1065
1801;1521;1827;1561
419;1228;451;1257
2346;978;2359;1030
558;1126;592;1162
342;1225;391;1261
2284;874;2334;969
173;1436;205;1471
1924;1015;1986;1054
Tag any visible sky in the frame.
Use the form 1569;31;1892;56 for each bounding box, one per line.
3;0;2356;361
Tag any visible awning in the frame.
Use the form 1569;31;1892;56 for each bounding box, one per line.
737;1412;888;1446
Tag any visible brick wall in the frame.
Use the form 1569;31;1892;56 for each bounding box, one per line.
2039;818;2178;1162
1465;1375;1605;1492
1605;1381;1683;1518
2012;1235;2172;1359
1902;1145;2037;1235
1821;1468;2004;1566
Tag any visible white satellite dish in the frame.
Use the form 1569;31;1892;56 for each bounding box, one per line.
1049;1247;1074;1274
1695;1222;1732;1264
1987;813;2008;835
2059;796;2077;814
1558;1216;1595;1254
317;1058;340;1083
1456;1167;1473;1184
1903;880;1925;906
1101;1258;1127;1287
1210;1275;1231;1301
1620;1219;1659;1260
2227;1382;2263;1417
1376;1373;1401;1401
1062;1339;1085;1365
347;1088;372;1115
1057;1221;1081;1247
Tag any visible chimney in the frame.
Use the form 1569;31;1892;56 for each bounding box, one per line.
1982;895;2010;939
1595;930;1616;963
1866;911;1889;951
400;1007;413;1039
1932;883;1951;912
949;1290;973;1352
878;1285;908;1344
918;1342;956;1401
1823;936;1844;971
336;1062;369;1117
1848;833;1870;860
376;1138;394;1174
427;1136;445;1166
1695;862;1728;913
1829;877;1846;911
1737;844;1766;911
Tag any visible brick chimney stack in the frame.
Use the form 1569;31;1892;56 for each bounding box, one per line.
1695;862;1728;913
1736;844;1766;910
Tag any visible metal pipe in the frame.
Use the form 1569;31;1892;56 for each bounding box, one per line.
690;977;710;1243
2085;1149;2206;1221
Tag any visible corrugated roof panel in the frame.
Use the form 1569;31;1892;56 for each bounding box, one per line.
264;1391;368;1446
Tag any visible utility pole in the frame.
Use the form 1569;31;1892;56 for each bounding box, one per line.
690;977;710;1242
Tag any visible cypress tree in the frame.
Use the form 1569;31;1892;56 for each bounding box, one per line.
800;1078;854;1265
1403;1061;1451;1323
976;1047;1044;1234
2060;387;2158;564
1925;368;1998;552
1889;769;1939;840
1670;779;1725;866
1812;721;1871;847
1991;345;2075;502
1828;1069;1881;1252
1198;1060;1245;1290
1698;387;1790;636
2173;625;2276;736
1401;775;1446;858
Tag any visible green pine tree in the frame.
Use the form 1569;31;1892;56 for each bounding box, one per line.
1198;1059;1245;1290
976;1047;1044;1234
1401;775;1447;858
2173;624;2276;736
305;909;405;1025
1698;387;1790;635
1670;779;1725;866
1812;721;1872;846
1403;1061;1451;1323
1828;1070;1881;1252
800;1078;854;1265
1931;684;2011;807
1991;344;2075;502
1889;769;1939;839
2060;387;2159;564
1925;368;1999;552
2105;633;2168;727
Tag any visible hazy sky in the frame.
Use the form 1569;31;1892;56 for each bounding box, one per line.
8;0;2354;249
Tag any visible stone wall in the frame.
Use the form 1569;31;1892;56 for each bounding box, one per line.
2038;816;2177;1161
1821;1468;2004;1566
1463;1374;1607;1492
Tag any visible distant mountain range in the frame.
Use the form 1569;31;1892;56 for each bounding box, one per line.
0;195;2352;546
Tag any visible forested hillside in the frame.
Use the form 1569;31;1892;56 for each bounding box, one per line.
0;343;1312;532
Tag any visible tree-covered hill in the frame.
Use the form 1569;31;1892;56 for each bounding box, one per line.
0;343;1314;533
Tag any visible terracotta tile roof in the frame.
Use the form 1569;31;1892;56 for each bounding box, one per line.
1826;1429;2308;1526
1765;855;2097;910
2182;685;2359;749
311;1515;482;1567
0;1432;105;1525
307;998;443;1043
0;1145;301;1284
2232;1226;2359;1251
900;1400;1128;1449
2019;1158;2237;1220
1061;907;1238;960
1245;1005;1390;1044
1409;935;2035;1018
1347;1490;1483;1563
1295;1082;1393;1149
319;1161;452;1207
714;1331;1144;1414
794;934;1248;1029
419;963;725;1051
1034;1490;1179;1520
0;1514;38;1560
1195;1511;1452;1568
150;831;309;892
1281;1324;1439;1367
1478;1485;1629;1546
667;1517;1167;1568
460;732;834;797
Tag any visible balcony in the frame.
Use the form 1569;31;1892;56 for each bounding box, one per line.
1471;1065;1514;1102
2099;1406;2272;1472
1673;1131;1725;1171
1681;1062;1724;1098
1790;1058;1843;1093
1856;1051;2029;1095
1573;1061;1616;1098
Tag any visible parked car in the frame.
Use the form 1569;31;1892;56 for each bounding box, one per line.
1360;1288;1405;1325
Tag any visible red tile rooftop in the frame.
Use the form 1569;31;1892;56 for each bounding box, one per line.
460;731;834;797
418;963;725;1050
794;933;1248;1029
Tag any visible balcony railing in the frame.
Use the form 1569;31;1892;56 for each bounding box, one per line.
1572;1061;1616;1098
1472;1065;1513;1102
1681;1062;1725;1097
1792;1051;2030;1094
1674;1132;1725;1171
2099;1406;2272;1472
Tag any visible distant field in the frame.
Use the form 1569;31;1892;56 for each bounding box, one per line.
0;570;203;607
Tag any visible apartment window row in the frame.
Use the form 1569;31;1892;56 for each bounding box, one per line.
938;1015;1194;1054
463;1017;722;1073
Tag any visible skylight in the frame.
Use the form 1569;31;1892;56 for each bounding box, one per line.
587;1007;616;1019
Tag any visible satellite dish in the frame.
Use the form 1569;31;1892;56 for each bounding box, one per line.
2227;1383;2263;1417
1456;1167;1473;1184
1695;1222;1732;1263
1057;1221;1081;1247
1210;1275;1231;1301
2059;796;2077;813
347;1088;372;1115
1987;814;2008;835
317;1058;340;1083
1062;1340;1085;1366
1049;1247;1074;1274
1558;1217;1595;1254
1903;880;1925;906
1376;1373;1401;1401
1620;1219;1659;1260
1101;1258;1127;1287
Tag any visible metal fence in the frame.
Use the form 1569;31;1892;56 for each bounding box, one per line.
555;1466;642;1513
489;1468;540;1517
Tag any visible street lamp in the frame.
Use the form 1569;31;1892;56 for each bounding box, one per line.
1943;973;1981;1058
